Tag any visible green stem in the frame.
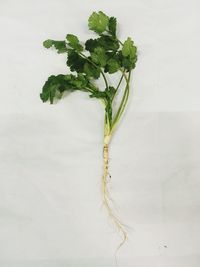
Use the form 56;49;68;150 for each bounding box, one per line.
80;52;109;89
112;72;124;103
103;70;130;143
104;112;111;142
117;39;123;46
111;71;131;133
117;76;130;121
84;86;96;93
121;69;129;83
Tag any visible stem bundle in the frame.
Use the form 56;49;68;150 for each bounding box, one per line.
101;70;132;260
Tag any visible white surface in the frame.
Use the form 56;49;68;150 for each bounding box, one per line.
0;0;200;266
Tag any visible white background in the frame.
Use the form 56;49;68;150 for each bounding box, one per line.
0;0;200;266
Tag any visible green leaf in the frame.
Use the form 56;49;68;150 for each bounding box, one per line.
40;74;98;104
108;17;117;37
121;55;137;70
67;50;86;73
122;37;137;58
43;39;53;48
83;62;101;79
98;35;119;51
88;11;109;34
91;47;107;67
118;47;137;70
72;74;88;89
66;34;83;52
43;39;67;53
41;11;138;129
40;75;68;104
85;36;119;53
85;39;100;52
105;58;120;74
119;38;137;70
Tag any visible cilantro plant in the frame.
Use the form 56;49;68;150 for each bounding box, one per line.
40;11;137;252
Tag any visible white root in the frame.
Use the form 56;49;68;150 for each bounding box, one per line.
102;143;128;266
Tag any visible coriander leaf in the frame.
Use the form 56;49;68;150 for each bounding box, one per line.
66;34;79;46
43;39;67;53
66;34;83;52
105;58;120;74
83;62;101;79
91;47;107;67
40;75;69;104
88;11;109;34
64;73;97;92
108;17;117;37
119;38;137;70
98;35;119;51
121;55;137;70
122;37;137;58
118;48;137;70
73;73;88;89
40;74;98;104
85;39;100;52
67;50;86;73
43;39;53;48
85;36;119;52
105;51;117;60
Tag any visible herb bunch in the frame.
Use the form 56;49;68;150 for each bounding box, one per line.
40;11;137;254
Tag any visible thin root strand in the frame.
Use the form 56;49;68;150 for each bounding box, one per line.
102;144;128;266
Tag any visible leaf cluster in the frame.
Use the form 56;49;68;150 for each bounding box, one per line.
40;11;137;127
